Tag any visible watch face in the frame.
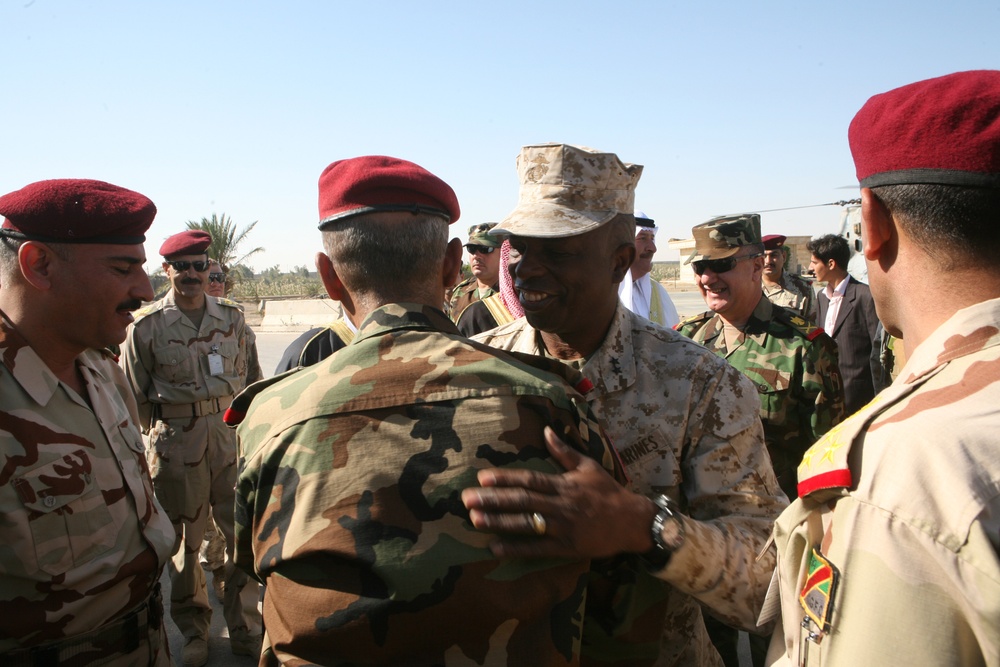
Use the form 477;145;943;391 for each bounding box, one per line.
660;518;685;550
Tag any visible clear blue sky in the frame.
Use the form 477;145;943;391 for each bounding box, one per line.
2;1;996;270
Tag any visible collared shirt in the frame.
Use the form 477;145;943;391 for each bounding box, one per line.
0;311;174;651
121;290;260;431
823;275;850;333
767;297;1000;666
475;303;786;667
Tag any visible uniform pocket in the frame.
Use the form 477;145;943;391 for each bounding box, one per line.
12;450;116;575
153;343;196;385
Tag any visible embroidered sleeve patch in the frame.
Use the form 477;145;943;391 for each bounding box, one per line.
799;546;840;634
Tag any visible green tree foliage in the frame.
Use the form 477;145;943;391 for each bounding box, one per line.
186;213;264;272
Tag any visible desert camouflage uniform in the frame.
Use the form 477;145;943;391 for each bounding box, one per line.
763;272;816;323
233;303;626;666
0;310;174;665
475;302;787;667
676;297;845;498
765;297;1000;666
121;291;262;647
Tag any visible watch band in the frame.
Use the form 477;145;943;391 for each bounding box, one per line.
641;493;686;570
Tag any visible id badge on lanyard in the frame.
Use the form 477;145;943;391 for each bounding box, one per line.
207;344;225;376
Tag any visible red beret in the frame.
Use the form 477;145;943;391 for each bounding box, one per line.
317;155;460;229
159;230;212;257
0;178;155;244
850;70;1000;188
762;234;786;250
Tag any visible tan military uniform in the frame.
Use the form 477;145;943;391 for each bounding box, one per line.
476;302;787;667
121;291;262;646
763;272;816;323
0;311;174;665
765;297;1000;666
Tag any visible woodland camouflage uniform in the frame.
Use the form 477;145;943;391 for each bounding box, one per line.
232;303;626;666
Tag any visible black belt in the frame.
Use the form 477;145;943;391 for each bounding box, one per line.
2;582;162;667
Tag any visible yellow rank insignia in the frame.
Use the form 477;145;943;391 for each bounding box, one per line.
799;546;840;634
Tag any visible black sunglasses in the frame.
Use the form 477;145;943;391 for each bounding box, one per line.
692;253;761;276
466;245;496;255
167;260;210;272
208;273;225;283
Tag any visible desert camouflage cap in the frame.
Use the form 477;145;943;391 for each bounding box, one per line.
494;143;643;239
466;222;502;248
685;213;762;264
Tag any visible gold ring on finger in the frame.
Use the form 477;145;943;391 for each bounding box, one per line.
530;512;547;536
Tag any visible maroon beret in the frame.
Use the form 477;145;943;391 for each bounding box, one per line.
159;230;212;257
762;234;786;250
0;178;155;244
850;70;1000;188
317;155;460;229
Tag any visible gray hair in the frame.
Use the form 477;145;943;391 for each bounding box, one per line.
321;212;449;306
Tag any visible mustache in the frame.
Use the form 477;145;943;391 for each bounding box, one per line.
181;278;203;285
117;299;144;312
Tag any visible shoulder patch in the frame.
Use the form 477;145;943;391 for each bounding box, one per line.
217;297;242;309
674;311;712;331
774;306;823;340
131;302;162;323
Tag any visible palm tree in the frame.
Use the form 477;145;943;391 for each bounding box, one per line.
186;213;264;272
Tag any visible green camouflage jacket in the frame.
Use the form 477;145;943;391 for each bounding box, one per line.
476;303;786;667
447;276;496;322
677;297;845;498
233;303;625;666
0;310;174;652
766;297;1000;666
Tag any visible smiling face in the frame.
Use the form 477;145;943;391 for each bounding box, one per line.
632;229;657;279
696;249;765;324
54;243;155;347
508;219;633;357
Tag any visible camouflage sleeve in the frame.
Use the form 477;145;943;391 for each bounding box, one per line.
657;363;787;631
120;322;155;432
803;335;846;443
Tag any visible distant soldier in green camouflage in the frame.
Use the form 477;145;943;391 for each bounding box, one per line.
677;213;843;667
0;179;175;666
230;155;626;666
760;234;816;322
447;222;502;321
677;215;844;499
121;230;263;666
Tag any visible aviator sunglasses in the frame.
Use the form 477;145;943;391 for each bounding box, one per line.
466;245;496;255
208;273;225;283
691;253;761;276
167;260;210;272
